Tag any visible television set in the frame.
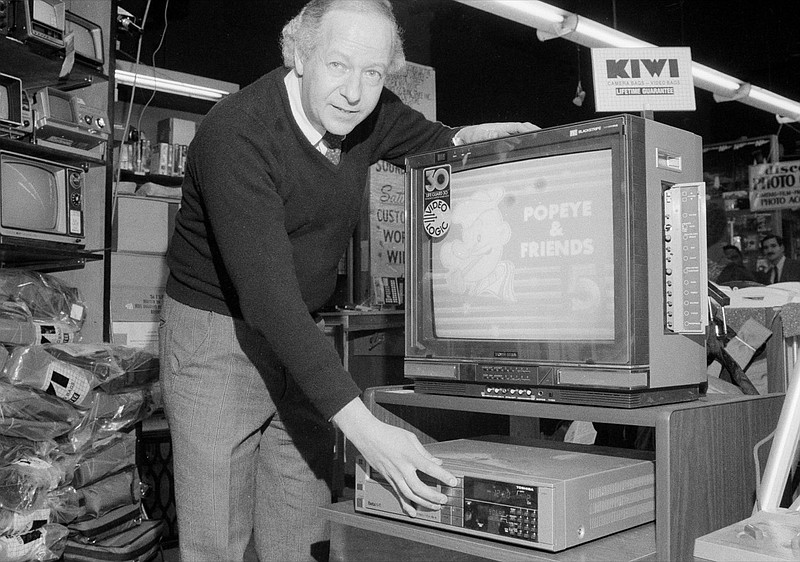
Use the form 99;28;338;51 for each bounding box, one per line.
32;87;110;156
9;0;65;49
0;150;85;246
405;114;708;408
65;10;103;70
0;73;22;128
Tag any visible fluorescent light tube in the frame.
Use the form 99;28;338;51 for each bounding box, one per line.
115;69;229;101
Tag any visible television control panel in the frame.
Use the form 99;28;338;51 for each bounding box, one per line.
662;182;707;334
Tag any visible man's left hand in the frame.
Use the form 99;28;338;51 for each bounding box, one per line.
455;122;540;145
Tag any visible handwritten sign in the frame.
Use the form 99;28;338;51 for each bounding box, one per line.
364;62;436;306
385;61;436;121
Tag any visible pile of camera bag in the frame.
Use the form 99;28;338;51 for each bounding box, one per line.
0;269;165;561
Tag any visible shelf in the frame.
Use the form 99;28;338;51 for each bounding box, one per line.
366;385;767;426
0;137;105;166
363;386;784;561
0;238;103;272
321;501;656;562
0;36;107;91
117;85;218;115
119;170;183;187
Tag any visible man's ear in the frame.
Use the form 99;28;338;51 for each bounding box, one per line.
294;49;305;76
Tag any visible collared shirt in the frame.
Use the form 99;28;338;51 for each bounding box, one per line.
284;70;329;156
774;256;786;283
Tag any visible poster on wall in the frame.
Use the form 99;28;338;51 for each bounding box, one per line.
749;160;800;211
360;62;436;307
591;47;695;113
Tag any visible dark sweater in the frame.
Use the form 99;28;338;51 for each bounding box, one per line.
166;68;457;420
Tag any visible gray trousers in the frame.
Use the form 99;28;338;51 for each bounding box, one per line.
159;295;334;562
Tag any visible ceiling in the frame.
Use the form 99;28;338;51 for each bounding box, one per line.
117;0;800;156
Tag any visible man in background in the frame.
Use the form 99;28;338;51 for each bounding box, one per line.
716;244;756;285
758;234;800;284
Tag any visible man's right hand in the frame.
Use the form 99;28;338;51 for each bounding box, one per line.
331;397;457;516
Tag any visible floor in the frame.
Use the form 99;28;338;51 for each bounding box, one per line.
159;541;258;562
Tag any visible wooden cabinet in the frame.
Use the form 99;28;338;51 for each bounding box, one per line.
321;388;784;561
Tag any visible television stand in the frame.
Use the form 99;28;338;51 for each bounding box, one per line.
320;386;783;561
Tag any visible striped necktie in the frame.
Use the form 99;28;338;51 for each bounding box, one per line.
322;132;344;165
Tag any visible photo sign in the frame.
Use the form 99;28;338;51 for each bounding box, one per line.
591;47;696;113
749;160;800;211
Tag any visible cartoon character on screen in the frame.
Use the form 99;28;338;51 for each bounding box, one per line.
439;187;516;302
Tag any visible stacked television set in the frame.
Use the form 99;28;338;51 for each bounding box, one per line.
3;0;104;71
0;149;85;247
404;114;708;408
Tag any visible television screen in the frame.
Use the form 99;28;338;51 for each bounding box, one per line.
46;90;74;122
1;160;59;230
431;150;615;341
0;86;9;122
66;12;103;65
32;0;59;29
69;23;94;56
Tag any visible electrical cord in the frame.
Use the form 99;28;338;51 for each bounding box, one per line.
111;0;171;223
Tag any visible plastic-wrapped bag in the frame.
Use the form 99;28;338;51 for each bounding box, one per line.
0;436;58;466
0;456;66;513
71;432;137;488
1;345;159;403
0;270;85;329
0;303;82;346
44;344;159;391
1;346;98;408
0;487;81;535
0;506;49;537
61;382;160;453
0;381;81;441
0;523;68;562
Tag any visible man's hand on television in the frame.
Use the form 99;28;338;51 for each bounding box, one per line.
332;397;457;517
454;121;540;145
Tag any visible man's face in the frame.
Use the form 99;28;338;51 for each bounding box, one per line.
762;238;785;263
723;248;741;264
295;7;392;136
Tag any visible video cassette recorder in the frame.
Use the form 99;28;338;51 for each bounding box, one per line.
355;439;654;552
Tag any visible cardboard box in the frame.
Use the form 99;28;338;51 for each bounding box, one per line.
157;118;196;146
112;321;159;354
113;195;178;254
110;253;169;322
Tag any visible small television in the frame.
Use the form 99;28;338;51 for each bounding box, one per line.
10;0;65;49
65;10;104;70
0;72;22;128
32;87;110;156
0;150;85;246
0;74;31;139
405;114;708;408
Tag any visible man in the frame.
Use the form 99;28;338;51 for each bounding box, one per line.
758;234;800;284
716;244;756;285
158;1;537;561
